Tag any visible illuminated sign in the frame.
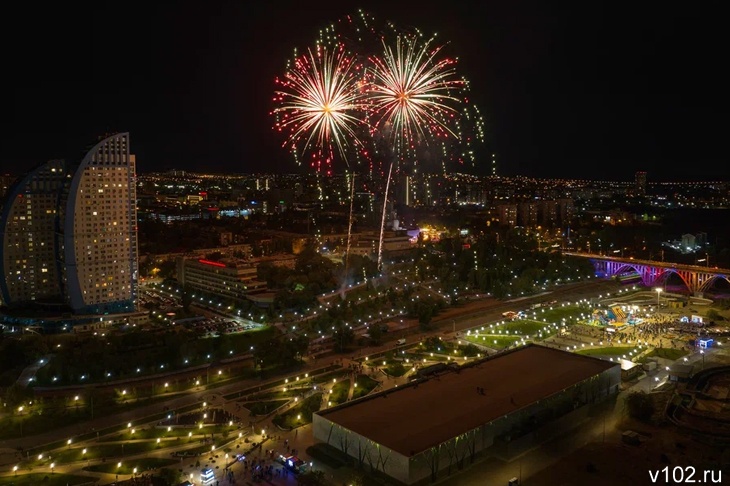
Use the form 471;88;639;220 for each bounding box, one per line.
198;259;226;268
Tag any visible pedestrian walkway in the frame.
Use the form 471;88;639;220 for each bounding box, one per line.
15;354;53;387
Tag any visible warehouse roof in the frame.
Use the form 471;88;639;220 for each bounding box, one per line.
317;344;618;456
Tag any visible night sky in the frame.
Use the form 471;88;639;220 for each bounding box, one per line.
3;1;726;181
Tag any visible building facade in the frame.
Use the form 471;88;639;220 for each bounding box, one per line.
0;133;138;315
177;258;266;302
0;159;67;304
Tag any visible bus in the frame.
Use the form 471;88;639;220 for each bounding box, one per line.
200;468;215;484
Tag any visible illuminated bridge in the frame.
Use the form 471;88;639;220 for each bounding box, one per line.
563;252;730;294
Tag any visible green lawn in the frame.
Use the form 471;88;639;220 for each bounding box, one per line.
351;374;379;400
417;340;451;354
51;440;172;464
83;457;177;474
524;305;593;325
106;424;232;441
645;348;689;360
329;379;351;405
575;346;639;358
312;370;349;386
249;386;310;401
407;352;452;362
474;320;556;337
177;438;232;456
464;335;523;349
272;393;322;430
222;365;339;401
0;394;179;441
245;399;289;416
386;361;410;377
0;473;98;485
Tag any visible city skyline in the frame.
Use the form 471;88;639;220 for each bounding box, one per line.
3;1;727;181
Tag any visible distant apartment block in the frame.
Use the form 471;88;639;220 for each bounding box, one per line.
497;198;574;229
176;254;296;304
348;231;415;259
635;171;647;196
177;258;267;302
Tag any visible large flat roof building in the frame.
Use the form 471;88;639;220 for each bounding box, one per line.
313;344;620;484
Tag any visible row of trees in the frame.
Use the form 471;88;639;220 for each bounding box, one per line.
412;229;595;299
32;325;277;386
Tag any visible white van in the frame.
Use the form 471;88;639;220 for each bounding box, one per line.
396;338;406;345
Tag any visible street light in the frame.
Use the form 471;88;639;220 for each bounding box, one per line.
18;406;24;437
50;463;55;474
654;288;662;307
700;349;705;370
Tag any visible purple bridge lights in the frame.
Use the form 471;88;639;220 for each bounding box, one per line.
563;252;730;294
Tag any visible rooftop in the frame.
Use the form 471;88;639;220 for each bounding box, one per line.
317;344;618;456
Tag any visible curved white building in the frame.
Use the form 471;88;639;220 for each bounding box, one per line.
0;133;138;315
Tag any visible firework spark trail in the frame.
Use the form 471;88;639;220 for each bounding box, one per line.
377;161;394;271
341;172;357;298
368;33;465;269
273;44;369;277
273;44;368;173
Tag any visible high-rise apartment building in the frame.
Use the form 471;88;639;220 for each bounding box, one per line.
0;174;17;198
0;160;67;303
0;133;138;315
635;171;647;196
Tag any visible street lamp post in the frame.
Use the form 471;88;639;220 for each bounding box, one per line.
700;349;705;370
18;406;24;437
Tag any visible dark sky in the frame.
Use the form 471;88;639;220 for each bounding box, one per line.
3;1;726;181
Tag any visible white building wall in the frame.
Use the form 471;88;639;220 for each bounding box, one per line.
313;414;411;483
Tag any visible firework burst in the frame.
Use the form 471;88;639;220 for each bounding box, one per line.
272;44;368;173
367;33;464;158
272;12;488;269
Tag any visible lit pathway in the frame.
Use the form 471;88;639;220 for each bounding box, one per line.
15;354;53;387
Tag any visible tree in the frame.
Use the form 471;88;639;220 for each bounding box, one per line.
332;324;356;352
367;322;383;344
157;467;181;485
625;390;655;422
205;251;224;261
348;470;367;486
4;383;33;407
